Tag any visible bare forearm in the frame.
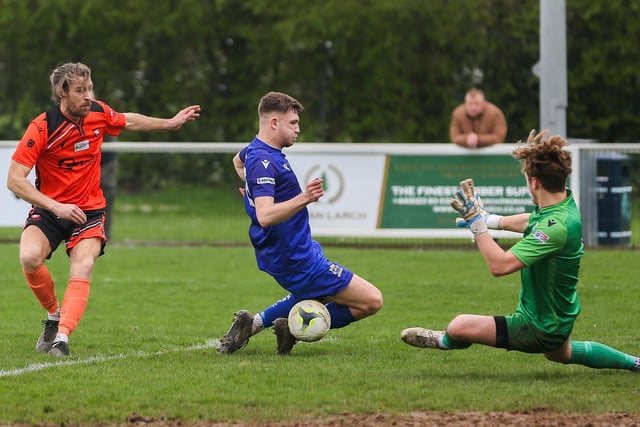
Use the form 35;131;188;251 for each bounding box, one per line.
499;213;530;233
124;113;172;132
256;193;313;227
123;105;200;132
232;153;245;181
475;232;524;276
8;177;56;211
7;161;56;211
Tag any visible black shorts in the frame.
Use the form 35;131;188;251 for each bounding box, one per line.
25;207;107;259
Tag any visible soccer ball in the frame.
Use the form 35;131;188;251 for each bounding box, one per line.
287;300;331;342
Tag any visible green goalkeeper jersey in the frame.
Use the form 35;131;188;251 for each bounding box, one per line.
509;190;583;337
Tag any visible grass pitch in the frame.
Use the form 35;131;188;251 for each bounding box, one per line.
0;244;639;424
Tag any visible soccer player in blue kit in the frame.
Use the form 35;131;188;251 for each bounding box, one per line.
217;92;383;355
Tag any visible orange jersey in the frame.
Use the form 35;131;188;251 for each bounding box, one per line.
12;101;126;210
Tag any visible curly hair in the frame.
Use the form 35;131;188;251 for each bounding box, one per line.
512;129;572;193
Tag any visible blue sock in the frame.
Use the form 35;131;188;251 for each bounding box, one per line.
260;294;300;327
325;302;356;329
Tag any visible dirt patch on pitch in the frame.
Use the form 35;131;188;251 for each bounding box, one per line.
125;409;640;426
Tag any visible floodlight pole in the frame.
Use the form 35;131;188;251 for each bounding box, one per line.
532;0;567;137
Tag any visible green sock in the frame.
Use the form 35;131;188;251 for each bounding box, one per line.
441;333;472;350
569;341;639;372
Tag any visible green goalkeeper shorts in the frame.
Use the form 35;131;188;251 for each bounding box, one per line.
502;312;571;353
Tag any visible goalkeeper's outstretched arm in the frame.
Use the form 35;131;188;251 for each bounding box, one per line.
475;233;526;276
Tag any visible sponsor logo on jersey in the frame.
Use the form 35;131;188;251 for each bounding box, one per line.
261;159;270;169
58;156;97;170
257;177;275;185
547;219;557;227
533;230;549;243
74;140;90;152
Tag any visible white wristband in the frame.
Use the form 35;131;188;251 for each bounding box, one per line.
485;214;503;230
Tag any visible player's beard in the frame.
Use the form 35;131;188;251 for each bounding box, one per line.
64;103;91;122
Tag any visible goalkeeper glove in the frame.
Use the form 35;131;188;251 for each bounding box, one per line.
450;178;503;236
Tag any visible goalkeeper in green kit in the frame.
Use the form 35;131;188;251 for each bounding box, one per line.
401;130;640;373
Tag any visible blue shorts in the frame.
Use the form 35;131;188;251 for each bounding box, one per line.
272;242;354;300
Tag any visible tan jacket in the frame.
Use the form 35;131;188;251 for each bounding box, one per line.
449;101;507;147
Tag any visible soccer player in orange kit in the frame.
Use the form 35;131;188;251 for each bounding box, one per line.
7;62;200;357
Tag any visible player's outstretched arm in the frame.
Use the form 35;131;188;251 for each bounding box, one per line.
451;178;526;275
124;105;201;132
475;232;526;276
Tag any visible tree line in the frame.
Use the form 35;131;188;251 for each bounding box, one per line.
0;0;638;145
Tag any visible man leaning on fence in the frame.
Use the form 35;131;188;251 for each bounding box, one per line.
449;88;507;148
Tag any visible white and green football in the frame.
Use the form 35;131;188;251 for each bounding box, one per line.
287;300;331;342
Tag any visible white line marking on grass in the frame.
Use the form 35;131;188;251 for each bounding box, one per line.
0;339;219;378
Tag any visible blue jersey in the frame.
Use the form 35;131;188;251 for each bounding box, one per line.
240;137;315;276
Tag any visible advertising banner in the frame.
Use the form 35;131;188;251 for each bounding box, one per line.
286;149;533;235
380;154;534;229
286;152;386;230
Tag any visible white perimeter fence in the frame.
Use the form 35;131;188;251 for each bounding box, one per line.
1;141;638;248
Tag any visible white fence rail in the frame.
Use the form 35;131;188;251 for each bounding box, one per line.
1;140;638;247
